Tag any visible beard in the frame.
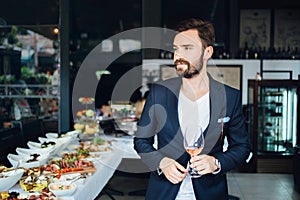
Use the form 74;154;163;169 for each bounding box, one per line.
174;55;204;79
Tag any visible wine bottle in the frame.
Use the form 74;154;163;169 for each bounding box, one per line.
253;47;259;59
244;42;249;59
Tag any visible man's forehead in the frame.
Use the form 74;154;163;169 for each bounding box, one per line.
173;29;201;45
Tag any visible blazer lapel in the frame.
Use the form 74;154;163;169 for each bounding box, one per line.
159;78;189;164
160;78;182;134
202;75;227;154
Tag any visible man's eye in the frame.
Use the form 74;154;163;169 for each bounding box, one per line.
184;47;192;50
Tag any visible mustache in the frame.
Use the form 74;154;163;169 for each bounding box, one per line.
174;58;190;67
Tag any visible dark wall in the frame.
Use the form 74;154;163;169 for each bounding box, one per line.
0;0;59;25
162;0;230;47
239;0;300;9
95;53;142;108
70;0;141;40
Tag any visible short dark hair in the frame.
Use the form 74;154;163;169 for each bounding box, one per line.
175;18;215;48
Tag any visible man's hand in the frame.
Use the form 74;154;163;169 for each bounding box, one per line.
190;155;218;175
159;157;188;184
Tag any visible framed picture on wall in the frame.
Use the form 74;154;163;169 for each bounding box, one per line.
274;9;300;50
239;9;271;49
160;64;242;91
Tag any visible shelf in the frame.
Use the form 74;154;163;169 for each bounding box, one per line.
264;126;284;130
265;115;283;118
264;92;283;96
0;84;59;99
259;144;287;153
259;104;283;108
259;114;283;117
258;126;283;131
257;151;294;157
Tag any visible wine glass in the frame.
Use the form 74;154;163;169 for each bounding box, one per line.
183;125;205;178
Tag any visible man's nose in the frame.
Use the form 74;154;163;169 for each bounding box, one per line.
174;51;183;61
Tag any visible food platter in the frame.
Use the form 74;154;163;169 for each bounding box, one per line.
52;167;97;175
0;129;123;200
42;151;97;176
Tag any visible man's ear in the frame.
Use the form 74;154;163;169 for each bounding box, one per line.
203;46;213;60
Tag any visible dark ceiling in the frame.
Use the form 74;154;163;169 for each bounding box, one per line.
0;0;59;40
0;0;300;41
0;0;142;40
0;0;59;25
70;0;141;40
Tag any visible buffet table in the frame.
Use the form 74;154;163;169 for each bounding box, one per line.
7;134;140;200
67;135;140;200
62;150;123;200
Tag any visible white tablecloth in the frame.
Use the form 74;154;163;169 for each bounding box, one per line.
9;135;140;200
69;135;140;200
62;151;123;200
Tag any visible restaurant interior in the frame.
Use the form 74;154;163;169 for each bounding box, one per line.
0;0;300;199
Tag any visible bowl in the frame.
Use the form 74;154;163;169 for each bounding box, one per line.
46;131;78;140
46;133;73;143
7;153;48;169
67;130;80;137
38;137;64;154
38;137;59;145
44;134;74;150
48;181;77;196
27;141;56;155
16;147;50;158
0;168;24;192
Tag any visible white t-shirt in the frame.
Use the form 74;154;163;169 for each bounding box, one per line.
176;91;210;200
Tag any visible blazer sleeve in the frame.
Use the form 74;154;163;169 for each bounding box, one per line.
134;85;165;171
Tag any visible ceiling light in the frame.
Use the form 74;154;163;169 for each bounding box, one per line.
53;27;59;35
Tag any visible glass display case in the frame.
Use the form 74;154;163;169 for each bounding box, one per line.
248;80;299;154
248;79;300;172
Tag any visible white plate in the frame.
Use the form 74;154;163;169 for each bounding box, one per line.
59;173;85;185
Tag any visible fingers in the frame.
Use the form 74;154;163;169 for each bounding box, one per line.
190;155;215;175
167;166;186;184
161;159;187;184
166;164;187;184
175;162;188;173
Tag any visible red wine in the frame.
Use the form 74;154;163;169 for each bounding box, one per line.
185;146;203;156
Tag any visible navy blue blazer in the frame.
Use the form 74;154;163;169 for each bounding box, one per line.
134;75;250;200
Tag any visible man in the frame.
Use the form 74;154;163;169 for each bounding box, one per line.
134;18;250;200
